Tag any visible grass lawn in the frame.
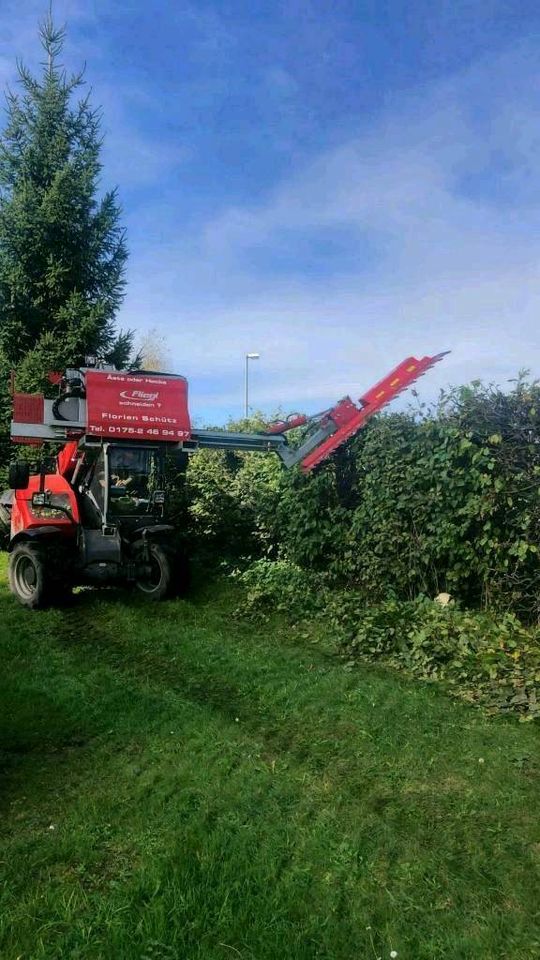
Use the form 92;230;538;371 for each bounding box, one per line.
0;555;539;960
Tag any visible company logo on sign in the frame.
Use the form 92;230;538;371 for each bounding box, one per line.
120;389;159;402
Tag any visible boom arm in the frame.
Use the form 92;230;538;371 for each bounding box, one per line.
9;352;448;473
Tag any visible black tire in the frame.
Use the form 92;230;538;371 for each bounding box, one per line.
9;543;51;609
134;542;173;600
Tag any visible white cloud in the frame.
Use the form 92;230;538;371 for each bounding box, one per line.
120;39;540;421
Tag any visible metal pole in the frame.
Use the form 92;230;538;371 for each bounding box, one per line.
244;353;259;418
244;354;249;418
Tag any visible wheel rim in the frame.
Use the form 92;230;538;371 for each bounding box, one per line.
13;554;39;600
136;553;163;593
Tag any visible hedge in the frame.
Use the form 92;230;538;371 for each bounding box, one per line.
185;377;540;620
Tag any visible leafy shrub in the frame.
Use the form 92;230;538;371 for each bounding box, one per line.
176;376;540;624
334;596;540;719
186;379;540;618
185;445;282;566
234;558;329;619
235;560;540;717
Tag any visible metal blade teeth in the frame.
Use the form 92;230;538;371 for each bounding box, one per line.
305;352;449;470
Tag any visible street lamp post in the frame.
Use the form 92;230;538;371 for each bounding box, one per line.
244;352;260;418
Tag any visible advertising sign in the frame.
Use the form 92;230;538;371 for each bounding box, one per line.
86;371;191;442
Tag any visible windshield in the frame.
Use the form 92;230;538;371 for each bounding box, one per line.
107;447;161;516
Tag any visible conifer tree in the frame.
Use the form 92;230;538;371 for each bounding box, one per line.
0;14;132;472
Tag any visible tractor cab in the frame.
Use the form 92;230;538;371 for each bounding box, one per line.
64;441;176;598
81;443;166;531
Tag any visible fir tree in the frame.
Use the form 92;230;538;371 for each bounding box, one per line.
0;14;131;392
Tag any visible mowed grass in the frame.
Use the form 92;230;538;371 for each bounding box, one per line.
0;556;539;960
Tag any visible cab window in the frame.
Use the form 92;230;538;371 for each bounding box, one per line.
107;447;159;516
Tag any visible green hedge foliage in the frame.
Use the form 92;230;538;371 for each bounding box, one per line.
186;378;540;619
336;597;540;719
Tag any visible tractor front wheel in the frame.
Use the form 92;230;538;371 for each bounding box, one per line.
134;543;173;600
9;543;51;609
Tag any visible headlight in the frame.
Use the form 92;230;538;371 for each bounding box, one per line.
30;492;72;519
31;491;51;508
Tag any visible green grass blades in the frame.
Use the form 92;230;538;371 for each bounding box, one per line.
0;556;539;959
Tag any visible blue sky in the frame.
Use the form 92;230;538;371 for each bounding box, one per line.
1;1;540;423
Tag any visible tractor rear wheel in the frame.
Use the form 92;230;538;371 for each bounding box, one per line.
9;543;51;609
134;542;173;600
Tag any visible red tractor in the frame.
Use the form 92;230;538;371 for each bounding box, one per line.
1;353;446;608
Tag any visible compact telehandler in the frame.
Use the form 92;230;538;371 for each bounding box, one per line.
1;352;446;607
